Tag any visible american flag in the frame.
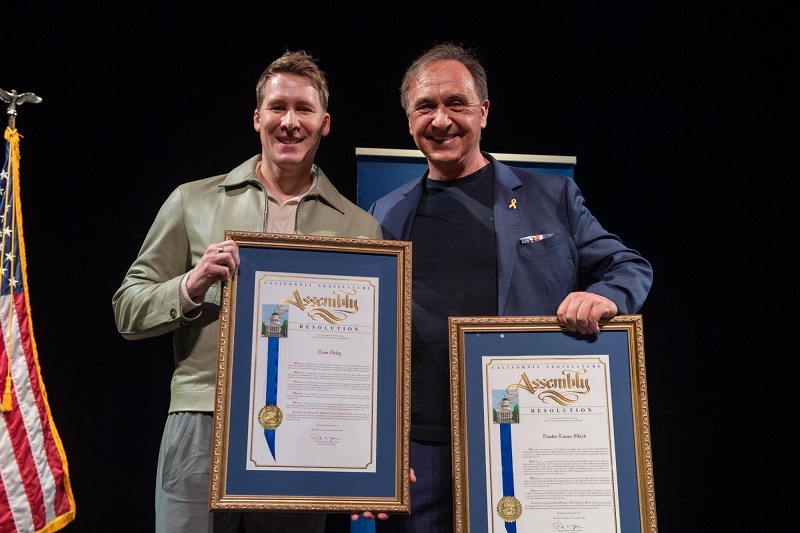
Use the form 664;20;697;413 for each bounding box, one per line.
0;128;75;532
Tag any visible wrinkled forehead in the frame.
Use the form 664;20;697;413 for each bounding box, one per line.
410;60;479;100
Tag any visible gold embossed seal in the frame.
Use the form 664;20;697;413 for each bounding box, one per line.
496;495;522;522
258;405;283;430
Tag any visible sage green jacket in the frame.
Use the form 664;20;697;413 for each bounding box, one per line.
112;155;382;412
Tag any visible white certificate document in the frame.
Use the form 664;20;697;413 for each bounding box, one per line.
483;356;621;532
246;272;378;472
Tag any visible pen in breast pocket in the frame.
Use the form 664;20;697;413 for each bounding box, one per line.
519;234;554;245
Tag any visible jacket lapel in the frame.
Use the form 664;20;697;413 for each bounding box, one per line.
490;155;524;315
382;177;425;240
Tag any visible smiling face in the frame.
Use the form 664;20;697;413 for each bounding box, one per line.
254;73;330;177
405;59;489;180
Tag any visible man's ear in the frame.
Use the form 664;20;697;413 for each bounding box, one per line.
321;113;331;137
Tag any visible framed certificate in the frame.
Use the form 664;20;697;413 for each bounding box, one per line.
449;315;657;532
210;232;412;513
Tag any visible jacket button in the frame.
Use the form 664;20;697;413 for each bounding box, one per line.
170;308;177;319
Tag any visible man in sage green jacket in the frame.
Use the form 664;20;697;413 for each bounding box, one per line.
112;51;380;533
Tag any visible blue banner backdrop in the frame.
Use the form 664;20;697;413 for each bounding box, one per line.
355;147;575;210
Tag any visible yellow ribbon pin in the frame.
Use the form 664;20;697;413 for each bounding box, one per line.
508;199;517;209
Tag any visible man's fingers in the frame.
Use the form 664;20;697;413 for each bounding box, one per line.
557;292;614;334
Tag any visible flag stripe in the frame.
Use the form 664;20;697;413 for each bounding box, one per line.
0;473;19;532
6;293;50;530
0;243;42;529
14;287;74;524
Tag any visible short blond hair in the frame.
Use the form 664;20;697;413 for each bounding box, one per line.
256;50;329;111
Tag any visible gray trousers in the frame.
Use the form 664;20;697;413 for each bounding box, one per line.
155;412;326;532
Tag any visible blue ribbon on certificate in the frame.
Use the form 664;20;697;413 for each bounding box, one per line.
265;336;279;460
500;423;517;533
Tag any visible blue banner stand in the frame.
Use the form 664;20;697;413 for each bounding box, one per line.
351;516;375;532
356;147;576;210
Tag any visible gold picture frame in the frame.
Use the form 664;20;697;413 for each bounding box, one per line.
210;232;412;513
449;315;657;532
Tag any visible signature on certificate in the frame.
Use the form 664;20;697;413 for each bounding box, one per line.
553;523;583;531
311;434;341;445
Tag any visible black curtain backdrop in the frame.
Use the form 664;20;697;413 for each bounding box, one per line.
5;4;791;532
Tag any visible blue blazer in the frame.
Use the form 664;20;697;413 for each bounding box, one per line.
368;153;653;315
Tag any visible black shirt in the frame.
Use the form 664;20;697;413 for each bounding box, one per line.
408;164;498;441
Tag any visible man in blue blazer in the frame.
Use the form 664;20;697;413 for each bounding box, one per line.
368;43;653;533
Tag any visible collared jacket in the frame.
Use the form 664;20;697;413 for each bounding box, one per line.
368;152;653;316
113;155;382;413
